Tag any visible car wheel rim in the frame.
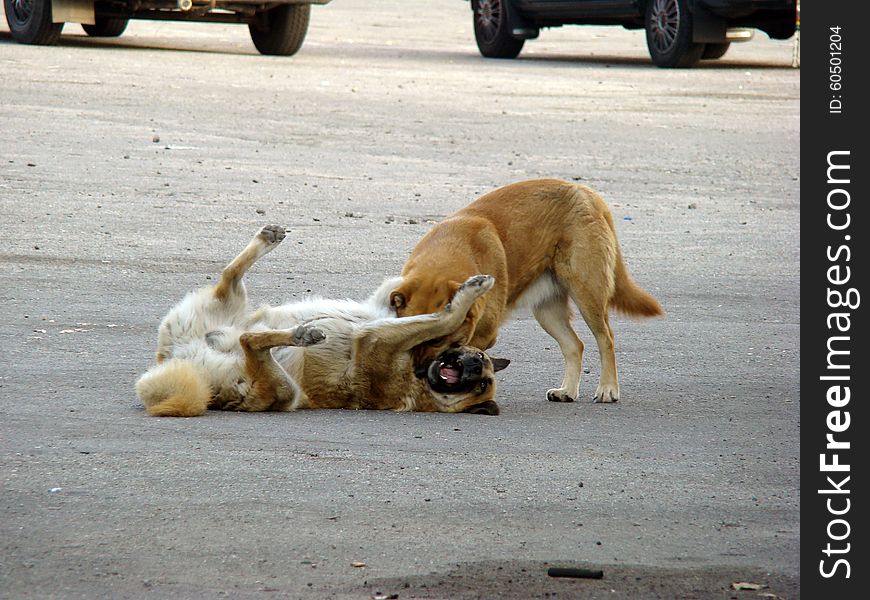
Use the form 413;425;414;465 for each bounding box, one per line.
649;0;680;54
9;0;35;26
476;0;502;44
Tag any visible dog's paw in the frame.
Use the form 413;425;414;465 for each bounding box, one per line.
593;383;620;403
223;398;244;411
258;225;286;246
546;388;576;403
445;275;494;312
293;324;325;347
459;274;495;294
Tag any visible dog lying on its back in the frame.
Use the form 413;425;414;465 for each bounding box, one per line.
136;225;508;417
375;179;663;404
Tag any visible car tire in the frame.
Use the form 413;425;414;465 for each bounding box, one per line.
472;0;524;59
249;4;310;56
702;42;730;59
3;0;64;45
645;0;705;68
82;16;129;38
763;20;797;40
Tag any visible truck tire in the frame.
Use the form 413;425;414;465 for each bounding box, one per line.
702;42;730;59
3;0;64;45
82;16;129;38
472;0;524;59
645;0;705;68
249;4;311;56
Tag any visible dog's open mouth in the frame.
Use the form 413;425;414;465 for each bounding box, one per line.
419;348;502;400
438;361;462;386
421;352;469;392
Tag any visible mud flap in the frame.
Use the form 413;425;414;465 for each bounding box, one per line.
505;1;539;39
691;4;726;44
51;0;96;25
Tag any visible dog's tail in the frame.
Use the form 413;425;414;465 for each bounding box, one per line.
599;198;663;318
610;245;664;317
135;359;211;417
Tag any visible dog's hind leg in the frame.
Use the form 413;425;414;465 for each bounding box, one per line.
563;280;619;403
551;200;622;403
532;296;584;403
213;225;286;305
228;324;325;412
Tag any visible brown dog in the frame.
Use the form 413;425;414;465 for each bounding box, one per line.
136;225;508;417
382;179;663;403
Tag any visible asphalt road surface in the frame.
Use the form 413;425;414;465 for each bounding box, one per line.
1;2;800;598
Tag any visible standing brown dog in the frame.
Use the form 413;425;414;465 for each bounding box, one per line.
381;178;663;403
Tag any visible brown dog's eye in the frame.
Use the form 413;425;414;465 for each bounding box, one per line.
478;381;488;393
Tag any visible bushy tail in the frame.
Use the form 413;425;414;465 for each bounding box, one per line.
135;359;211;417
582;184;663;319
611;247;664;318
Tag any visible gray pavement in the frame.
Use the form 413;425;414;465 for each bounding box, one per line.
1;2;800;598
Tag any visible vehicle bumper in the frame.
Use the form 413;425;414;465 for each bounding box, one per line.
696;0;797;40
698;0;796;20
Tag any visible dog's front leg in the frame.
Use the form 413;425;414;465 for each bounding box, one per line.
356;275;494;354
228;324;325;412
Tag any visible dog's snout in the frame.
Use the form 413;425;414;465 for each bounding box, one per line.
462;354;484;378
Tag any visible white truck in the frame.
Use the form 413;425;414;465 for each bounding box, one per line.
4;0;331;55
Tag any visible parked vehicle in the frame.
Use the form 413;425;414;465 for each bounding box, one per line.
3;0;331;55
468;0;798;67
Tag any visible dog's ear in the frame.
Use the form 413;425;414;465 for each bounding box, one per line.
389;278;418;311
491;357;511;372
390;290;406;310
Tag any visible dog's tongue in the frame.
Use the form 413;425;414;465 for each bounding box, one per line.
440;366;460;384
